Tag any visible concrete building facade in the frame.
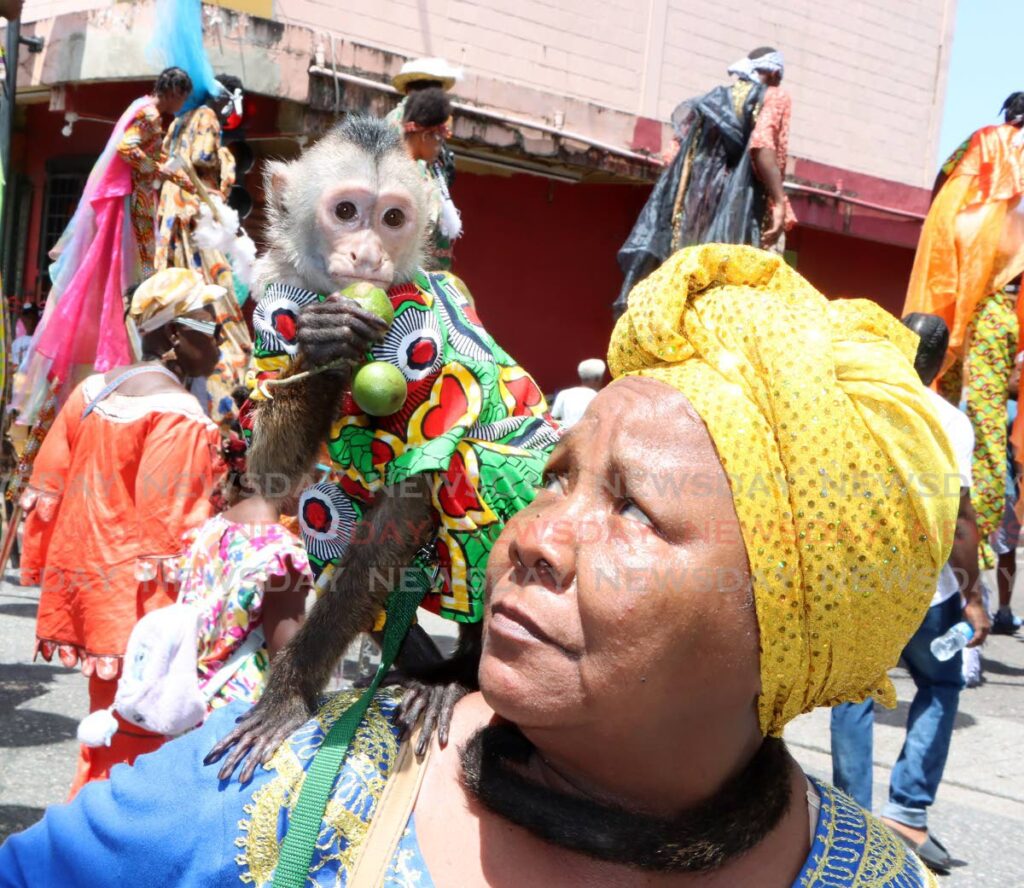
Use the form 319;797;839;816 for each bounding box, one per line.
3;0;957;390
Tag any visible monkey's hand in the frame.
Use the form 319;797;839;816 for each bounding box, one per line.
204;679;312;784
396;681;469;756
394;623;482;754
296;296;390;369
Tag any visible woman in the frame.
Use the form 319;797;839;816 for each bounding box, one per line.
0;246;950;885
402;86;462;270
19;268;225;797
615;48;789;313
11;67;193;430
903;92;1024;555
154;72;237;283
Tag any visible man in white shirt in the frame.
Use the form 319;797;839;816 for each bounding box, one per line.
9;304;38;371
829;313;990;874
550;358;605;429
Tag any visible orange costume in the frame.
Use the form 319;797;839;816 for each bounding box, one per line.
21;372;222;796
904;123;1024;363
904;122;1024;555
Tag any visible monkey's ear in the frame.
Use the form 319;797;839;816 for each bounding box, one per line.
263;160;292;217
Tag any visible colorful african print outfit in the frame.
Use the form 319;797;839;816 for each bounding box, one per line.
248;271;557;622
155;106;236;281
116;103;165;279
0;689;937;887
177;514;312;711
957;288;1018;562
905;125;1024;566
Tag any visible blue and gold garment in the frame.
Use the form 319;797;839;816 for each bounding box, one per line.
0;691;407;888
796;780;937;888
0;692;936;887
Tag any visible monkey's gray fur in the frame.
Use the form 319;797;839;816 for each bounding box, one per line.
207;113;452;782
253;114;428;299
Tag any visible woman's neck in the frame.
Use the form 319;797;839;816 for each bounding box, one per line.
519;707;765;817
417;694;812;888
139;354;185;383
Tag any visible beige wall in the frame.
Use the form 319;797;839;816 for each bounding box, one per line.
20;0;957;187
272;0;956;186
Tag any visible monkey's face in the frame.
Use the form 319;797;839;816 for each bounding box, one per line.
313;154;422;290
263;131;428;294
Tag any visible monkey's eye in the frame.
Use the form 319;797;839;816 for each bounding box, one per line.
334;201;357;221
382;208;406;228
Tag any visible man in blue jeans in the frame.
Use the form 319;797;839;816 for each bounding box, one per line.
830;313;991;874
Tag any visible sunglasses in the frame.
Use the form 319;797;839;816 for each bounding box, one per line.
176;316;225;344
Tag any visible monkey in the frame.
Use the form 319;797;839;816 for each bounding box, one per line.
206;116;558;782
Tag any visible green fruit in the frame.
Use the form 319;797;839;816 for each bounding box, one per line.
342;281;394;326
352;361;407;416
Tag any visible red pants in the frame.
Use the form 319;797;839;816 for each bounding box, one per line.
67;675;167;800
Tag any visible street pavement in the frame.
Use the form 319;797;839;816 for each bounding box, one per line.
1;573;1021;885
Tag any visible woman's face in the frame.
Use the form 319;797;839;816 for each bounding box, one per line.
405;129;443;164
155;88;188;117
480;377;761;737
172;307;222;378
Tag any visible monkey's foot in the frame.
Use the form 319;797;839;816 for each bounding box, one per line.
204;695;311;784
395;680;468;756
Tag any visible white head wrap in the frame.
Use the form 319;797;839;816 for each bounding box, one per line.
727;50;785;83
129;269;225;334
577;358;606;382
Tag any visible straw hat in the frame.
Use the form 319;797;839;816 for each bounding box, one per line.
392;57;462;94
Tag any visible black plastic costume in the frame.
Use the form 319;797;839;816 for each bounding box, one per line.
615;82;766;314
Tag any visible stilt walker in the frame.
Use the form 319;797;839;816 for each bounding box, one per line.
903;92;1024;563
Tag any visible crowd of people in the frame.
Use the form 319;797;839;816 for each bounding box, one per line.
0;40;1019;888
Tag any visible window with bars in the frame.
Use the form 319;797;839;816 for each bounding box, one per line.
38;157;94;295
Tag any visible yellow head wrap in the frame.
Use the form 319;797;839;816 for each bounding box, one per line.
608;245;959;736
128;268;225;334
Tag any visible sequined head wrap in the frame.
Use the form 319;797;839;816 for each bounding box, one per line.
608;245;959;736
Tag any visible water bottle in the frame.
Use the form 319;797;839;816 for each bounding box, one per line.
930;621;973;661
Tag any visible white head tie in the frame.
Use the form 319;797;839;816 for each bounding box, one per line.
728;51;785;82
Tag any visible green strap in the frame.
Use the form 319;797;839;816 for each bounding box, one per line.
271;569;429;888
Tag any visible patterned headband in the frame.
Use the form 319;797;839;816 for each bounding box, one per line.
403;121;452;138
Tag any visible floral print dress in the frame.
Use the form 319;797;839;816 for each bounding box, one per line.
177;514;312;711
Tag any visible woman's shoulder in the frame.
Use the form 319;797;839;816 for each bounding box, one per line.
234;688;406;883
210;519;312;584
134;101;161;124
795;778;936;887
104;388;217;429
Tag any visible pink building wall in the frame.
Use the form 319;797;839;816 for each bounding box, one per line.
19;0;957;187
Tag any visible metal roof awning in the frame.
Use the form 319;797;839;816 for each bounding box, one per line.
307;64;659;185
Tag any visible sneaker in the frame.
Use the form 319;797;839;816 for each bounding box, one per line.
991;609;1023;635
